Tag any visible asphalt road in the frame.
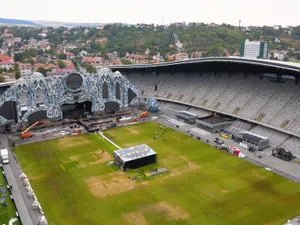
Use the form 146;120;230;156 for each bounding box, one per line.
1;134;36;225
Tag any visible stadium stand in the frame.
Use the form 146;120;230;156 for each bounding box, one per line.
270;92;300;129
130;72;300;137
223;75;268;115
238;78;283;119
126;72;139;86
257;80;299;123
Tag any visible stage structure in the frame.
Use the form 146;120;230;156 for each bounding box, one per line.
114;144;157;171
0;68;139;126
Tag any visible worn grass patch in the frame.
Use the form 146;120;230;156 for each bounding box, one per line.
58;136;91;150
61;161;80;171
85;171;135;198
122;212;148;225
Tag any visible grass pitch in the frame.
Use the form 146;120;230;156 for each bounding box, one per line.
0;173;21;225
14;122;300;225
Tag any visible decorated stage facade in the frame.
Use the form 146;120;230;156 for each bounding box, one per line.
0;68;139;126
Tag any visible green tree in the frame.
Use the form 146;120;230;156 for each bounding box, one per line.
45;49;54;54
57;54;67;60
37;67;47;76
206;46;223;57
58;61;66;69
15;71;20;80
14;53;24;62
0;74;4;83
86;64;97;73
121;58;132;64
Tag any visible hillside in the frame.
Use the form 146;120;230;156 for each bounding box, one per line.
0;18;37;26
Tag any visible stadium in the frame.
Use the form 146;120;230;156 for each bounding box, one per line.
0;57;300;225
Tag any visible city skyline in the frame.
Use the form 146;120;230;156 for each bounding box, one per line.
1;0;300;27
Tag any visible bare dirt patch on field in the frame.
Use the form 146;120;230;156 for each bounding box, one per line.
89;151;112;165
126;127;140;135
124;202;189;223
85;172;135;198
123;143;140;147
143;202;190;220
70;151;112;168
221;189;231;193
254;171;267;179
70;155;86;168
179;156;200;170
153;202;190;220
28;175;46;181
58;136;91;150
123;212;148;225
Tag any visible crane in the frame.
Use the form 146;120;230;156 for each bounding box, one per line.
20;121;45;139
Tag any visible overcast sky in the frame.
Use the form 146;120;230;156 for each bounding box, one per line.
2;0;300;26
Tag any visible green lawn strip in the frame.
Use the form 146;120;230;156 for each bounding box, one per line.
0;173;21;225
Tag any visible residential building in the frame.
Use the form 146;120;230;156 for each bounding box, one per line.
0;49;7;55
19;63;34;77
274;38;281;43
270;50;288;61
107;52;118;60
240;39;269;59
82;57;95;64
174;53;188;61
208;23;219;28
1;72;15;82
0;55;14;70
0;60;14;70
65;52;75;59
145;48;151;55
34;63;56;71
273;25;281;30
127;54;148;64
191;51;206;58
98;24;105;30
38;33;47;38
79;50;88;57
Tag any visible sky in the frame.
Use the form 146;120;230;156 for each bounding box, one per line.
1;0;300;26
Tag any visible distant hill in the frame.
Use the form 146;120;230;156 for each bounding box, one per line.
0;17;99;27
0;18;37;26
33;20;99;27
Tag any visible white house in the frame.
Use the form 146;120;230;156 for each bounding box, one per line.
0;60;14;70
19;63;33;77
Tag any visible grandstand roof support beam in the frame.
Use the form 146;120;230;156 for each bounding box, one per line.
296;76;299;85
260;72;263;80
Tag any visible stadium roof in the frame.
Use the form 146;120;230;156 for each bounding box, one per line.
110;57;300;74
114;144;156;162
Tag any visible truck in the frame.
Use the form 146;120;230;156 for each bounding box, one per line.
0;149;9;164
272;148;293;161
